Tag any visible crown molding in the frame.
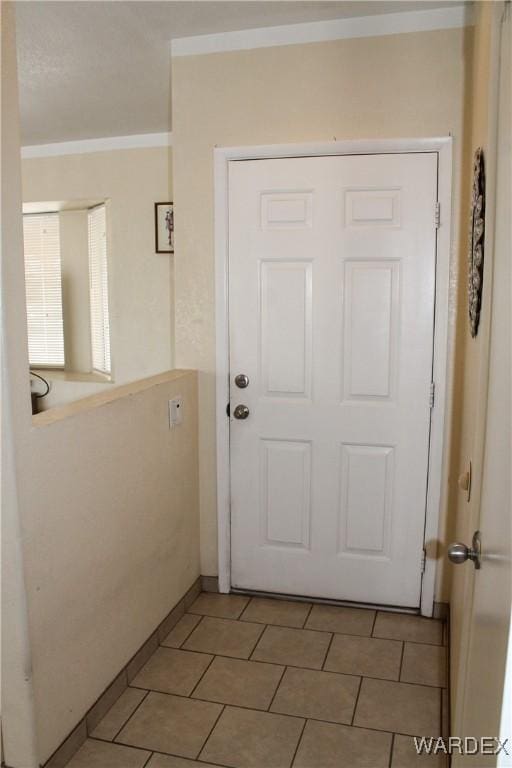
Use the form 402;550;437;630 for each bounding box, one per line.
21;132;173;159
171;4;472;57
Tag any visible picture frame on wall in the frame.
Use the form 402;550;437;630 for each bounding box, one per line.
155;202;174;253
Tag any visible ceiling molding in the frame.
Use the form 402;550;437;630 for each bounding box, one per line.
21;132;173;159
171;4;472;57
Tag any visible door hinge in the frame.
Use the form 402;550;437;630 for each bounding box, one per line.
434;202;441;229
421;548;427;574
429;382;435;409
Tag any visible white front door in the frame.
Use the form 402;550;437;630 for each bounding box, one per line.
228;152;438;607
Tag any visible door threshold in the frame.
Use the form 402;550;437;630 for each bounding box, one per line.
230;587;419;615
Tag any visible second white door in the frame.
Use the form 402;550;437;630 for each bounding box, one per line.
229;152;438;607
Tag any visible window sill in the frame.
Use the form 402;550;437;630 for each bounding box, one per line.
32;368;113;384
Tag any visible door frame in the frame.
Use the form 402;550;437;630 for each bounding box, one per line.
214;137;453;616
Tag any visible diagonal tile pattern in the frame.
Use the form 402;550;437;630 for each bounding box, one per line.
66;593;447;768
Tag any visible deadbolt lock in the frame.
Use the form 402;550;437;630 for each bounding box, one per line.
235;374;249;389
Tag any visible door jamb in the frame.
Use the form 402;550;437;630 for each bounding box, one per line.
214;137;454;616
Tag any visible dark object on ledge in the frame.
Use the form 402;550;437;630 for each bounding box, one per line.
30;370;50;414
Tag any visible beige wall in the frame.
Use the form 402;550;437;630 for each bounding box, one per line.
4;14;199;764
21;371;200;763
22;146;174;408
172;27;470;582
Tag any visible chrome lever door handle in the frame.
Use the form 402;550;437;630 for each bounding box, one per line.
233;404;250;420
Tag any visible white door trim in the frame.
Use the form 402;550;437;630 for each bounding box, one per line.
214;137;453;616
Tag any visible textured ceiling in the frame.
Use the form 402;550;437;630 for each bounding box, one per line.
16;1;465;145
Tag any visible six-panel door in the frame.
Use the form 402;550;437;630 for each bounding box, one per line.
229;153;438;607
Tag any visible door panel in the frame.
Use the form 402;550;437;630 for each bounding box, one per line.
229;153;438;607
261;439;311;549
339;443;394;556
343;260;399;400
260;261;312;398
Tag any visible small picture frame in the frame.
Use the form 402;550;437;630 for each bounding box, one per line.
155;202;174;253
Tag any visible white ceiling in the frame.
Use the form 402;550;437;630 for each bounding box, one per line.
16;1;465;146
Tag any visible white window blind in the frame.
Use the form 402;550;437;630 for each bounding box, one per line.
23;213;65;367
88;204;111;374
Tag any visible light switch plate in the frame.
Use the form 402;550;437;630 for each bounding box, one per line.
169;396;183;428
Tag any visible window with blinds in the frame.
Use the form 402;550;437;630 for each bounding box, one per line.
23;213;65;367
88;204;111;374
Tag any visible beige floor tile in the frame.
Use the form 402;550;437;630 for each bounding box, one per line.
146;754;219;768
270;666;359;724
184;616;264;658
373;612;443;645
401;643;447;687
192;655;284;710
65;739;150;768
200;705;304;768
161;614;201;648
189;592;249;619
116;691;222;757
241;597;311;628
130;647;212;695
324;634;402;680
354;678;440;737
305;604;375;636
91;688;148;740
392;734;448;766
252;625;331;669
293;719;392;768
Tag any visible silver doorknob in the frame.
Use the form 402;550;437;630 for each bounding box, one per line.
235;374;249;389
233;404;250;420
447;531;481;569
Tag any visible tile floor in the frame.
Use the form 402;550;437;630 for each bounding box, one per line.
65;593;449;768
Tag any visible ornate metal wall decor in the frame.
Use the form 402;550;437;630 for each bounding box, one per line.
468;148;485;337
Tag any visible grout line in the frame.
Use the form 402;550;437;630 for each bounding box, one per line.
110;688;150;743
180;614;207;649
237;597;252;623
398;641;406;681
188;606;443;644
265;664;288;712
141;751;154;768
388;733;395;768
248;623;268;661
350;677;363;726
302;603;314;629
290;717;308;767
89;735;152;755
142;748;232;768
110;699;421;748
239;618;317;631
195;704;226;761
321;632;335;671
188;654;217;698
373;635;443;647
154;648;445;689
164;615;203;650
234;596;251;619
